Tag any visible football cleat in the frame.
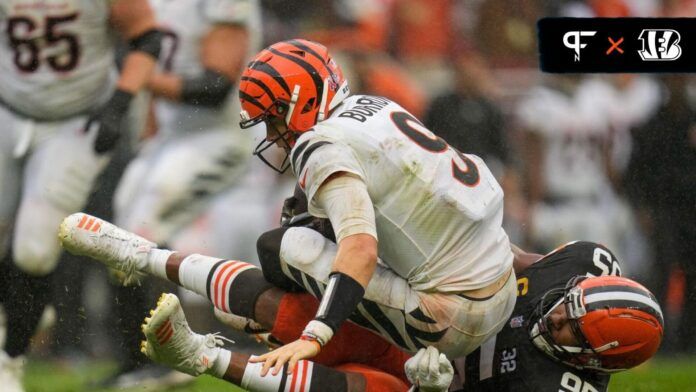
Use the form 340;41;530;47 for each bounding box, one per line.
58;213;155;285
141;293;232;377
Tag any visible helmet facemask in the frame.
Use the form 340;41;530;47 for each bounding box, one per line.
529;276;620;373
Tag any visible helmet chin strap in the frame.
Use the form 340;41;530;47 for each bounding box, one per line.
285;84;301;127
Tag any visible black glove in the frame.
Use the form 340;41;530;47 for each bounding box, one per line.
86;89;133;154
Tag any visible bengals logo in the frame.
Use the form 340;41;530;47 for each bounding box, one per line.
638;29;682;61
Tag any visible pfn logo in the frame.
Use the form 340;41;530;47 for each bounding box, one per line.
638;29;682;61
563;31;597;61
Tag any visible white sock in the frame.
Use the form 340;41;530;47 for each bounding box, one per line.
177;254;226;300
241;358;315;392
178;254;256;313
146;249;175;279
209;347;232;378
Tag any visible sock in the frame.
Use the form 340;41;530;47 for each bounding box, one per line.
177;254;272;317
2;260;53;357
210;347;232;378
241;358;348;392
146;248;174;279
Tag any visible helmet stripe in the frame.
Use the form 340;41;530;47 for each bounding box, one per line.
267;47;323;106
287;39;334;75
248;60;291;95
241;76;277;102
239;91;266;112
583;285;651;298
584;291;664;324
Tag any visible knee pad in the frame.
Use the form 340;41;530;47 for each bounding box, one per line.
280;227;328;269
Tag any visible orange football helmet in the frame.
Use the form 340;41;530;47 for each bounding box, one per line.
530;275;663;373
238;39;349;172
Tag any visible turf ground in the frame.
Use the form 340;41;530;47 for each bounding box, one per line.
23;355;696;392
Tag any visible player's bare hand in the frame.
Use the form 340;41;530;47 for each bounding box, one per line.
249;338;320;376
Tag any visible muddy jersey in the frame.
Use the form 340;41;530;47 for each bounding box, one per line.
150;0;261;134
451;241;622;392
0;0;117;120
291;95;513;293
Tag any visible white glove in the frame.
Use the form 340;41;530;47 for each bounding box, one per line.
405;346;454;392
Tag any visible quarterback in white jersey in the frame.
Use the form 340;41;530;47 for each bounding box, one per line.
0;1;161;390
238;40;516;373
114;0;265;246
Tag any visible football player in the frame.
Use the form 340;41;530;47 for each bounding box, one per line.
57;211;662;391
237;38;517;373
64;37;518;372
0;1;162;390
114;0;263;249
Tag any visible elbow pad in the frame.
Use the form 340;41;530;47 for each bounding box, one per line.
181;69;234;108
128;29;164;59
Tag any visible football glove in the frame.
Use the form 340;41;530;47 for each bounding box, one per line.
86;89;133;154
405;346;454;392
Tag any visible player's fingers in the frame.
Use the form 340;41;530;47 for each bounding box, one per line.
438;353;450;372
260;355;277;377
426;346;440;377
249;353;267;363
272;354;290;376
418;347;430;373
287;355;300;375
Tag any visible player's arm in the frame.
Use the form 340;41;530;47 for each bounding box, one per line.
511;243;543;274
147;23;248;106
251;172;378;375
110;0;161;94
85;0;162;154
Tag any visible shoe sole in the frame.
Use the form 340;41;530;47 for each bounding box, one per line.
141;293;181;358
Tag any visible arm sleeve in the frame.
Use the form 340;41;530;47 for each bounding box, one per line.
314;173;377;243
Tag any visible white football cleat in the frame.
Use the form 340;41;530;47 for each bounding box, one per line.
141;293;231;377
59;213;155;285
0;351;24;392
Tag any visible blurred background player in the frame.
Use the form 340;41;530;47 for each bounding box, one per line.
0;1;161;390
102;0;274;387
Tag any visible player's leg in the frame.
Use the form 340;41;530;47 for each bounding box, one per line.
275;227;518;358
60;216;413;378
2;114;109;391
141;292;402;392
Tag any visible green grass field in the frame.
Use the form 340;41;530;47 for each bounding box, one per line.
23;355;696;392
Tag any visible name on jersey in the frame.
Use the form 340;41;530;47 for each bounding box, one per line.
338;96;390;122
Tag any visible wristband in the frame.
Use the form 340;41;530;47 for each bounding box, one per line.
314;272;365;333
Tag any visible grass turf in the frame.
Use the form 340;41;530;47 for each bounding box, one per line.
24;356;696;392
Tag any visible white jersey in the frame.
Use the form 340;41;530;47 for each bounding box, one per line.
150;0;261;134
292;95;513;293
0;0;116;120
516;80;611;199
